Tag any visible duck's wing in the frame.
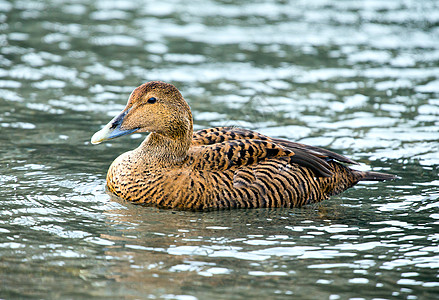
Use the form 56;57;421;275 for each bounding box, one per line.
189;138;334;177
192;126;358;165
271;138;358;165
192;127;270;145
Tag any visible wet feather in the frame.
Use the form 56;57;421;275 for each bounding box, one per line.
92;81;396;210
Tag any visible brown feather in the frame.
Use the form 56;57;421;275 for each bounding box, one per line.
95;81;396;211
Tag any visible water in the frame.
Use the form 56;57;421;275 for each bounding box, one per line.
1;0;438;298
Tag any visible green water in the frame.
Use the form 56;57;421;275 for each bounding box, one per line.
1;0;438;299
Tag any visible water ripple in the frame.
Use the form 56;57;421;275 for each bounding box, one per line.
0;0;438;299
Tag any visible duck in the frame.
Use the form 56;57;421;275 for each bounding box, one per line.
91;81;395;210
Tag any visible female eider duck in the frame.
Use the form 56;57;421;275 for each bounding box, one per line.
91;81;395;210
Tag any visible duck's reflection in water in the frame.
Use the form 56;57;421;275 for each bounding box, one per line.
98;193;357;297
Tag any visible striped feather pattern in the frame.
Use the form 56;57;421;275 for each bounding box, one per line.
96;81;396;210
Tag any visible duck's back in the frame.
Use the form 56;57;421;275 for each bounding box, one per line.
106;127;393;210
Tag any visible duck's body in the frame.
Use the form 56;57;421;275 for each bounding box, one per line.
92;81;395;210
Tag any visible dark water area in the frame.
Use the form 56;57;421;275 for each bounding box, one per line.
1;0;438;299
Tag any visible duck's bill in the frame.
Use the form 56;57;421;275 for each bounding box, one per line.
91;124;139;144
91;110;139;145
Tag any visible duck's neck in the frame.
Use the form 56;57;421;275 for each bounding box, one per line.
139;122;193;166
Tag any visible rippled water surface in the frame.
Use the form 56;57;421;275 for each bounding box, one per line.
1;0;439;299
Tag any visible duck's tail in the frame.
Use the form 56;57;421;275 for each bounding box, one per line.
359;171;397;181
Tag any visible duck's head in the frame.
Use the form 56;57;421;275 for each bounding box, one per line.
91;81;193;145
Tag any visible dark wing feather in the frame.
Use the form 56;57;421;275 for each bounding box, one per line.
191;127;338;177
192;126;357;175
288;148;333;177
189;139;294;170
271;138;359;165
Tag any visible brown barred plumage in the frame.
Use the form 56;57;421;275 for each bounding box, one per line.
92;81;396;210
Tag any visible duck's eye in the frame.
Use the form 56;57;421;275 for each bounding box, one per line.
147;97;157;104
